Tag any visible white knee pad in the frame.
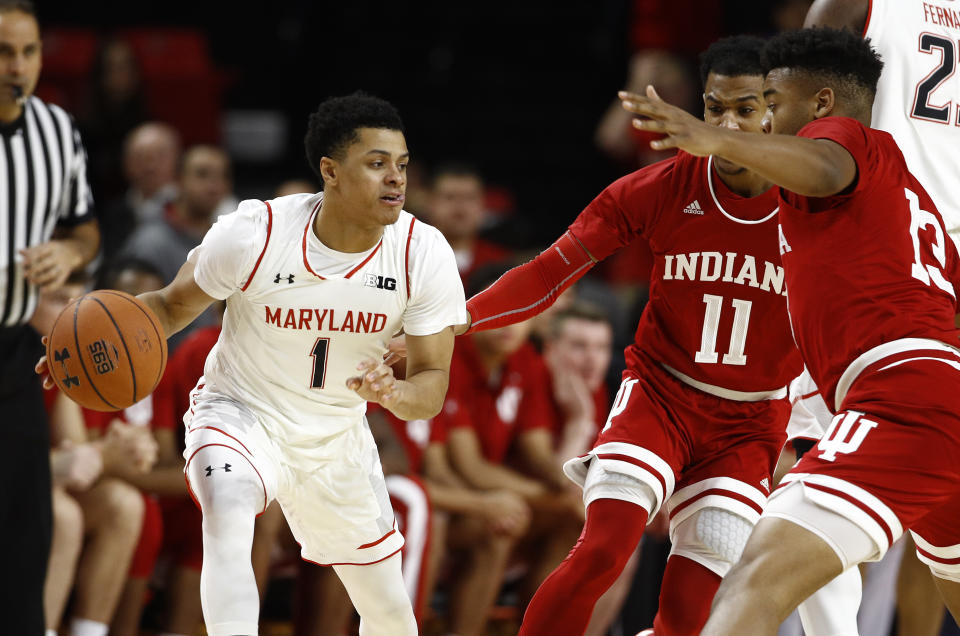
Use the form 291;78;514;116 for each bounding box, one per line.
582;461;657;516
670;508;754;577
187;446;265;636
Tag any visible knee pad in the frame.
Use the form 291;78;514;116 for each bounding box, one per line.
671;508;754;577
186;445;267;520
583;462;657;516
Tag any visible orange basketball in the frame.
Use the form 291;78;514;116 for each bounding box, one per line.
46;290;167;412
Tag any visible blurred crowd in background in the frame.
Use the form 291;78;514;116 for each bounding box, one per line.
30;1;855;635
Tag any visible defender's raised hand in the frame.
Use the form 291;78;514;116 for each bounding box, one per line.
619;86;728;157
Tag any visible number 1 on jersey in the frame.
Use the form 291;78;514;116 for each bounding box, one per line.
695;294;752;366
310;337;330;389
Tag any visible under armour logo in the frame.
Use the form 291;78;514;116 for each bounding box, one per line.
274;273;295;284
53;348;80;387
204;463;232;476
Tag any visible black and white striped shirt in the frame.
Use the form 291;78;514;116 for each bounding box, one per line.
0;96;94;327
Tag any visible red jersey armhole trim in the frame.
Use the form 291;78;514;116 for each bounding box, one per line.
302;199;326;280
404;216;416;300
862;0;873;36
241;201;273;292
345;240;383;279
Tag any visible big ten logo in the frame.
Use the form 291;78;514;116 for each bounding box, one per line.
363;274;397;291
87;339;117;375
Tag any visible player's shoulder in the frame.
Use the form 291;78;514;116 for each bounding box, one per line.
395;211;452;255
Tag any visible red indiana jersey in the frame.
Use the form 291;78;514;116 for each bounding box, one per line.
438;338;554;463
778;117;960;408
571;152;802;396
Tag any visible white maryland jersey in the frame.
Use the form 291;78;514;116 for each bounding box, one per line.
187;192;466;449
866;0;960;242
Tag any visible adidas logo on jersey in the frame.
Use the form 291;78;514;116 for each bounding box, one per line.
760;477;770;492
683;200;704;215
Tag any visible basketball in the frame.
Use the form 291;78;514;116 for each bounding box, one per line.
46;290;168;412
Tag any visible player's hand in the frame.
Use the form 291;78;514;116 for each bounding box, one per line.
480;490;531;537
51;440;104;490
20;240;82;292
347;359;402;410
383;335;407;366
100;420;158;474
35;335;55;390
619;86;726;157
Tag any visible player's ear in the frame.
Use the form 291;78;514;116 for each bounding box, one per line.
319;157;338;187
812;87;835;120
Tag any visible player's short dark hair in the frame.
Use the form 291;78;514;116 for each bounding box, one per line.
699;35;768;87
430;161;484;188
762;27;884;98
304;92;405;189
0;0;35;16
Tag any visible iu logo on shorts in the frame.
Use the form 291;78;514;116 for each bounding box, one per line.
816;411;878;462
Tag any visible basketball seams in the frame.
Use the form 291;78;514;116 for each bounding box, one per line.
96;289;167;390
72;296;117;410
88;295;138;404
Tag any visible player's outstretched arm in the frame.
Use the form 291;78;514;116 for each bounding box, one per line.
621;87;857;198
461;231;595;335
138;260;217;340
803;0;868;31
348;326;456;421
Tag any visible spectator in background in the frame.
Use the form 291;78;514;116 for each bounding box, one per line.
80;38;149;203
97;122;182;270
118;144;231;349
443;265;584;605
274;177;317;198
425;162;511;284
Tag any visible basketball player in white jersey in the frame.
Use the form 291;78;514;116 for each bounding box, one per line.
784;3;960;635
38;93;466;636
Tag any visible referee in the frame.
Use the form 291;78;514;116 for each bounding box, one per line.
0;1;100;632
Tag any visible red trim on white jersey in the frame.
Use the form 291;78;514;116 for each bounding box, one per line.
184;443;268;515
189;425;255;456
357;527;397;550
241;201;273;292
302;199;326;281
862;0;873;37
345;241;383;279
302;546;404;568
404;216;416;300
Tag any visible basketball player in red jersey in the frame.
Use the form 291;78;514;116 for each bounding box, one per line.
459;36;802;636
616;27;960;634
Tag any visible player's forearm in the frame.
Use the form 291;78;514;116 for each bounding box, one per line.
386;369;448;421
138;290;197;338
712;130;855;198
465;232;594;334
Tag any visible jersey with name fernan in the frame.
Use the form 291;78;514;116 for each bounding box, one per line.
569;151;802;395
778;117;960;407
188;193;466;445
866;0;960;240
